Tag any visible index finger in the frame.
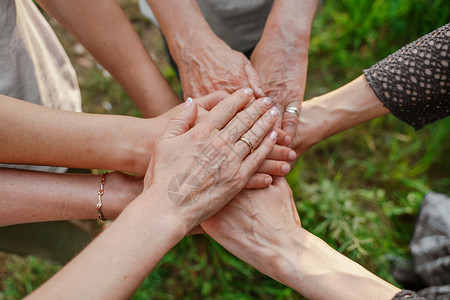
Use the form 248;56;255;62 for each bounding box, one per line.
244;60;265;98
195;91;230;111
205;88;254;130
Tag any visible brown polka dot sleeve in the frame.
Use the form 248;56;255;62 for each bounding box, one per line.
392;290;427;300
364;23;449;130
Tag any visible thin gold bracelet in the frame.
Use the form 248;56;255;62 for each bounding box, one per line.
96;172;108;221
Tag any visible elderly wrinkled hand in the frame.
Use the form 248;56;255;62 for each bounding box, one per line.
251;35;309;141
201;176;300;274
144;88;280;231
177;36;265;100
151;91;295;189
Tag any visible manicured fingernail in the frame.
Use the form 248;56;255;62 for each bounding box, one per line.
282;163;291;174
244;88;253;95
263;97;272;106
284;135;291;146
264;177;272;185
269;107;279;118
184;97;193;108
288;150;296;161
270;130;278;140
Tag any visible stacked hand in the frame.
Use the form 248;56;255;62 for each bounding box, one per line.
251;37;307;140
143;88;281;231
201;176;301;278
151;90;295;190
28;86;400;299
176;35;265;99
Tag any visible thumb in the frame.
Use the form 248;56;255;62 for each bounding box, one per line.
162;97;198;139
244;60;265;98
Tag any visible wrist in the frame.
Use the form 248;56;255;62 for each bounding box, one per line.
273;227;400;299
169;29;223;66
236;226;310;285
290;98;329;157
316;76;390;136
102;172;143;220
267;227;312;285
138;184;191;236
293;76;390;157
120;191;187;244
155;1;218;63
260;0;317;46
117;117;160;174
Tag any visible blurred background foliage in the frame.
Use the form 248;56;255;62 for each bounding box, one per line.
1;0;449;299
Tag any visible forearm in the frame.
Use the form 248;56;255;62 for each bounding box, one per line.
263;0;318;42
37;0;180;117
28;196;185;299
292;76;390;155
258;0;318;78
270;227;400;300
0;169;142;226
145;0;218;63
304;75;389;137
251;0;319;137
0;94;160;173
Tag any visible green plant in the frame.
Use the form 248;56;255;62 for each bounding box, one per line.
2;1;448;298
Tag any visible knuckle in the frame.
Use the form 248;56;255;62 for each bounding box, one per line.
223;102;237;120
235;88;251;102
237;111;253;128
258;112;275;130
197;125;213;138
276;146;290;160
214;90;231;99
211;136;229;150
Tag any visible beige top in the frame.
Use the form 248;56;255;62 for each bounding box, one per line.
0;0;82;172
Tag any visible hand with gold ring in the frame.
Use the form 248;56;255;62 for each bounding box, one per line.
239;137;254;153
153;91;295;188
144;88;280;229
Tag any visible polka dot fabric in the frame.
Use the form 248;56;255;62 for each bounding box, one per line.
364;23;449;130
392;290;426;300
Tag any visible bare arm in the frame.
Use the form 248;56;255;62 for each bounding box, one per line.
28;88;278;298
26;194;187;299
251;0;319;139
292;23;450;158
0;94;160;174
0;169;142;226
275;227;400;299
202;177;400;299
1;91;290;189
145;0;264;98
37;0;181;117
291;75;390;158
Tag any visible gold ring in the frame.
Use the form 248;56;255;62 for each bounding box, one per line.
239;137;254;153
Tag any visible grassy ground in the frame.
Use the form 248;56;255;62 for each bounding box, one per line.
1;0;449;299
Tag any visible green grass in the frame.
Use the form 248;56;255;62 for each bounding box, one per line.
1;0;449;299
